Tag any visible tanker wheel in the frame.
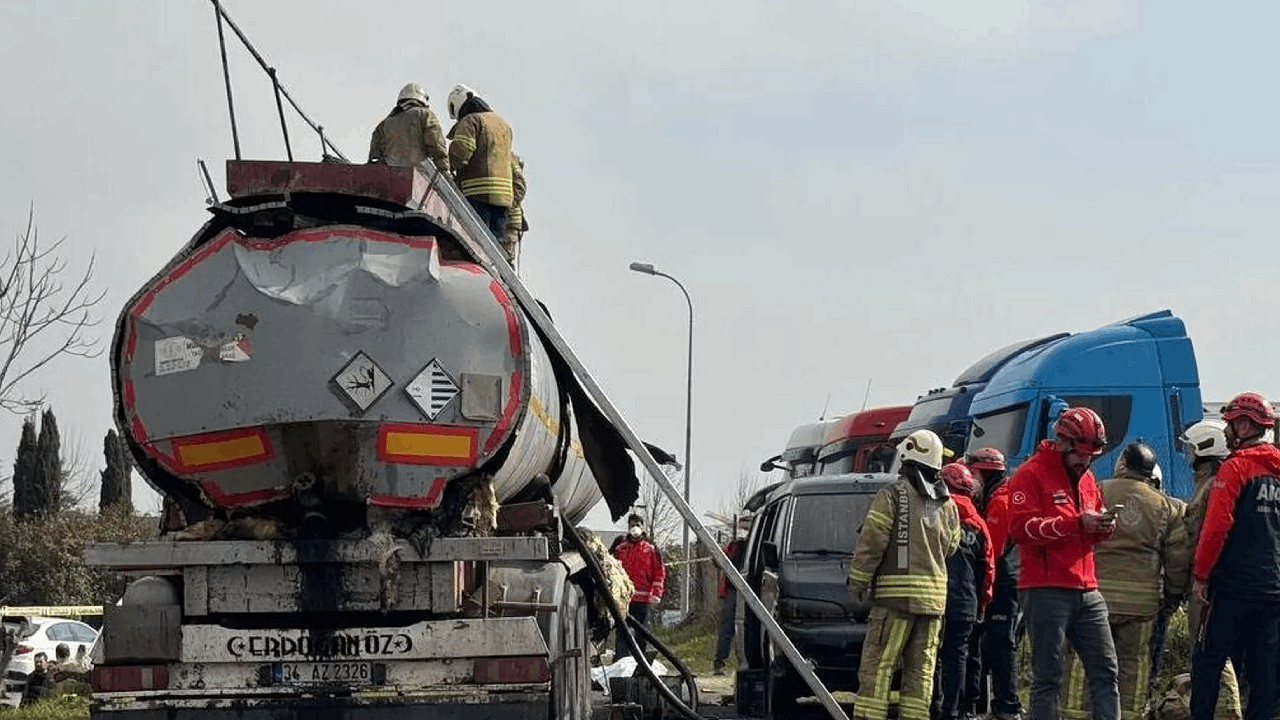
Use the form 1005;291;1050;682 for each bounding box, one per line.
550;582;590;720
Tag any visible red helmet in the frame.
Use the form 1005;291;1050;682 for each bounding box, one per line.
939;462;977;498
1054;407;1107;456
1222;392;1275;428
968;447;1006;472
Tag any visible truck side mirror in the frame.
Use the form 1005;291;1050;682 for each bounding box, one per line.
761;541;779;568
759;455;788;473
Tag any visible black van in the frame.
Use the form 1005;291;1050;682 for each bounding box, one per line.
738;473;894;717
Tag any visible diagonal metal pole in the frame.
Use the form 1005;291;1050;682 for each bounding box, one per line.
417;159;850;720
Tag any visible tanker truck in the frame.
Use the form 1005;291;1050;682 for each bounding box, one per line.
83;159;650;720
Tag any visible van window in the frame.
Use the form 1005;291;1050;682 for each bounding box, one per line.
967;404;1030;459
787;494;875;556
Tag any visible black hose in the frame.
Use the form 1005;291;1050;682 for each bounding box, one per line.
626;613;701;710
561;520;705;720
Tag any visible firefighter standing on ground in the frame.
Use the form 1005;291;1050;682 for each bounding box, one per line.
446;84;516;241
969;447;1024;720
934;462;994;720
1060;442;1192;720
367;83;449;171
1191;393;1280;720
1007;406;1121;720
847;429;962;720
1179;419;1241;720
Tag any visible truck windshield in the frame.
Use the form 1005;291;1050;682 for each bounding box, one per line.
904;395;955;425
788;494;873;555
966;404;1030;459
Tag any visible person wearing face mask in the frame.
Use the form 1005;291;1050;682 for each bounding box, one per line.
1006;406;1120;720
611;513;667;658
1191;393;1280;720
712;518;750;675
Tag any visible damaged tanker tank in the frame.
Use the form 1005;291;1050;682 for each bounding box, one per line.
88;161;643;720
116;160;636;535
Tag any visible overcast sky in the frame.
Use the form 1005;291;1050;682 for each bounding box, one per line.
1;0;1277;528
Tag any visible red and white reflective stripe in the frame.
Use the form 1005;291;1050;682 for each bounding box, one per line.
92;665;170;692
1022;517;1066;541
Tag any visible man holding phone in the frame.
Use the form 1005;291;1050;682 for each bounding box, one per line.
1006;406;1121;720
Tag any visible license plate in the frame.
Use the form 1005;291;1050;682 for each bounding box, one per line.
278;661;373;685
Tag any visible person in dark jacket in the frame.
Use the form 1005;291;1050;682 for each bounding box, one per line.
712;524;748;675
1191;393;1280;720
1007;406;1120;720
934;463;995;720
22;652;54;705
611;514;666;658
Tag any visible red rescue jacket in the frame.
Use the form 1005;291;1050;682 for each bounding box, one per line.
613;536;667;604
1193;442;1280;600
954;494;995;612
1007;440;1109;591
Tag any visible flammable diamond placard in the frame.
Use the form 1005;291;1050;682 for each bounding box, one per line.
405;358;459;420
332;351;393;412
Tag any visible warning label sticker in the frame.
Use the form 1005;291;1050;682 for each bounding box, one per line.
155;337;203;376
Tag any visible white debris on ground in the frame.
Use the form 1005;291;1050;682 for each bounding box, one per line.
590;655;670;691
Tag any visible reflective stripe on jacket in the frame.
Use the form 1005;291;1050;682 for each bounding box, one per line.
448;112;514;207
848;473;961;616
1094;473;1191;616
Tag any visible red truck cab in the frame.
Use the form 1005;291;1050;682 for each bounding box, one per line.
815;406;912;475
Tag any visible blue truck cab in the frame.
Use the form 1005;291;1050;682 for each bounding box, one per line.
891;334;1069;457
963;310;1203;499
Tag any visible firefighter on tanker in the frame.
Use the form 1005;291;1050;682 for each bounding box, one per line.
1060;441;1192;720
968;447;1024;720
933;462;994;720
1006;406;1121;720
446;84;516;241
1191;393;1280;720
847;429;961;720
1179;420;1241;720
367;83;449;171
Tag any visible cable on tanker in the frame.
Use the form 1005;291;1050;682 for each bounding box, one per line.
561;520;705;720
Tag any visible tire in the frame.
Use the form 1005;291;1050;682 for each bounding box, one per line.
551;582;590;720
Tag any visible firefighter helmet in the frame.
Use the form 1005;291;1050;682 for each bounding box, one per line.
447;84;475;120
968;446;1007;472
1181;419;1229;460
1222;392;1275;427
898;429;945;471
1054;407;1107;456
939;463;977;498
397;83;428;105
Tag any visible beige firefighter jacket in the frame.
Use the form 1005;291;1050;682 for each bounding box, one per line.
1184;462;1215;542
448;112;514;207
368;105;449;171
848;473;961;616
1094;472;1192;617
506;154;526;236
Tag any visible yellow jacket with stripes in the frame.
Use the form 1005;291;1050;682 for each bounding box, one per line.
448;112;515;207
848;473;961;616
1094;473;1191;617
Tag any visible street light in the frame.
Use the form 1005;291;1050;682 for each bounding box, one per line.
628;261;694;618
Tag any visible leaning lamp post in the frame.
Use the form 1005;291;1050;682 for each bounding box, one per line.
628;261;694;618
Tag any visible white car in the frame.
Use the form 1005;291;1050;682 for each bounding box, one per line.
2;616;98;706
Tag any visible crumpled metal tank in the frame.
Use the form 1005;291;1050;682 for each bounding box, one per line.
113;161;609;525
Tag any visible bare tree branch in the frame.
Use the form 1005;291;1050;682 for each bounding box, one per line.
0;207;105;411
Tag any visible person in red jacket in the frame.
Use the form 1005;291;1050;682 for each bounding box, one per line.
934;463;995;720
970;447;1023;720
1191;392;1280;720
1007;406;1120;720
611;513;667;658
712;522;748;675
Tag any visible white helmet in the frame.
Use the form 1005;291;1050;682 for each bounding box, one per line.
1182;419;1229;460
898;429;945;471
397;83;428;105
447;84;475;120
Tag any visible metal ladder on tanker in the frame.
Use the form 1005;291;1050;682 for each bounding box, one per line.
418;159;851;720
